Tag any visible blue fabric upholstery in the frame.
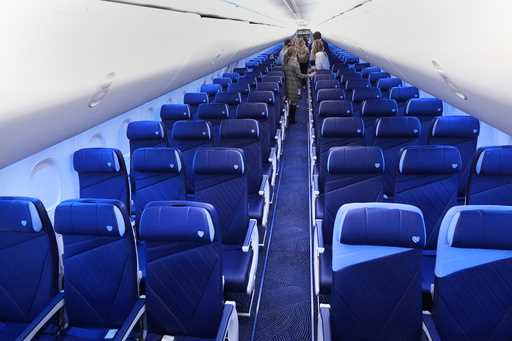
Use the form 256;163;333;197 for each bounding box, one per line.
214;92;241;119
316;88;345;103
406;98;443;143
126;121;165;155
351;88;382;115
248;90;280;133
213;77;232;91
377;77;402;98
330;203;424;340
200;84;222;102
223;72;240;83
234;67;247;76
361;99;398;143
316;100;353;139
354;62;371;72
184;92;209;120
237;102;272;163
315;80;340;94
73;148;130;214
343;78;370;101
433;205;512;340
368;71;390;86
0;197;59;339
429;116;480;196
373;117;421;195
389;86;419;114
467;146;512;205
53;199;139;334
197;103;229;143
131;148;186;223
339;71;363;86
256;81;279;96
139;202;224;339
168;120;212;194
160;104;191;135
227;83;250;101
361;66;381;78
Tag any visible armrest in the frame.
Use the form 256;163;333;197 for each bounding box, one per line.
216;301;239;341
112;298;145;341
268;146;277;164
258;174;270;197
242;219;258;252
312;173;320;198
275;131;282;158
18;292;65;341
316;219;325;254
319;304;332;341
422;311;442;341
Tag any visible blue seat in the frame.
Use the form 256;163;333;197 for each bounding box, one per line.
160;104;191;135
131;148;186;224
352;88;382;114
213;77;232;91
200;84;222;102
373;116;421;196
377;77;402;98
266;71;284;78
256;81;280;101
354;62;371;72
429;116;480;197
406;98;443;143
184;92;208;120
361;66;381;79
0;197;61;340
234;67;247;76
319;203;425;340
467;146;512;205
227;83;250;102
315;80;340;97
344;78;370;102
368;71;390;86
393;145;461;294
315;146;385;295
339;71;363;86
126;121;165;156
247;90;280;138
168;120;212;194
314;89;345;119
361;98;398;143
261;75;283;88
239;75;258;91
223;72;240;83
429;205;512;340
389;86;419;114
314;74;334;84
139;201;238;341
52;199;144;340
192;148;259;295
197;103;230;144
73;148;131;214
316;100;353;139
214;92;241;119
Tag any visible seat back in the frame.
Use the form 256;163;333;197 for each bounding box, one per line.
220;119;262;194
140;201;224;339
344;79;370;102
373;117;421;195
131;148;186;222
184;92;208;119
213;77;232;91
0;197;59;324
377;77;402;98
73;148;130;213
352;88;382;114
316;100;353;138
227;83;250;101
168;120;212;194
368;71;390;86
429;116;480;196
389;86;419;113
314;89;345;118
126;121;165;156
200;84;222;102
54;199;138;329
339;71;363;86
323;146;385;244
331;203;425;340
361;66;381;78
261;75;283;88
222;72;240;83
234;67;247;76
192;148;248;245
467;146;512;205
197;103;229;143
247;90;279;136
354;62;371;72
361;99;398;143
406;98;443;143
315;80;340;96
160;104;191;134
393;145;461;249
214;92;241;118
237;102;272;162
239;76;258;91
256;81;280;100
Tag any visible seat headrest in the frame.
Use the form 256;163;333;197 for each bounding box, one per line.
214;92;241;105
54;199;127;237
184;92;208;105
399;146;461;175
171;120;211;141
234;67;247;75
160;104;191;121
227;83;249;95
247;90;275;104
475;146;512;176
139;204;215;243
389;86;419;102
213;77;232;88
132;148;182;173
316;88;344;103
193;148;245;176
338;204;425;248
321;117;364;138
222;72;240;81
362;99;398;116
318;100;353;117
431;116;480;138
200;84;222;96
73;148;122;173
237;102;269;120
345;79;370;90
406;98;443;116
315;80;340;91
197;103;229;120
339;72;363;84
0;197;44;233
361;66;381;77
262;76;283;84
327;146;384;174
368;72;390;83
375;117;421;138
127;121;164;141
446;208;512;250
352;88;382;102
256;82;279;93
376;77;402;90
220;119;259;139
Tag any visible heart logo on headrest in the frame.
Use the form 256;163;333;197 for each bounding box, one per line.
234;164;239;170
20;220;27;227
197;230;205;238
106;225;113;232
411;235;420;244
374;163;381;168
107;162;112;167
170;163;175;168
451;163;458;169
154;131;159;135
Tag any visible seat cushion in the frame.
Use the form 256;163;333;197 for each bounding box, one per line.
319;245;332;295
223;245;253;292
248;194;264;220
316;196;324;220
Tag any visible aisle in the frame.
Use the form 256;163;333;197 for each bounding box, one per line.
251;92;313;341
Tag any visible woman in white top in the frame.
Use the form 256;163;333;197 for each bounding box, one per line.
312;39;330;70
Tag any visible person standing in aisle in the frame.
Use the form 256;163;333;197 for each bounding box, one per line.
296;38;310;87
312;40;330;71
277;38;291;65
283;46;314;124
